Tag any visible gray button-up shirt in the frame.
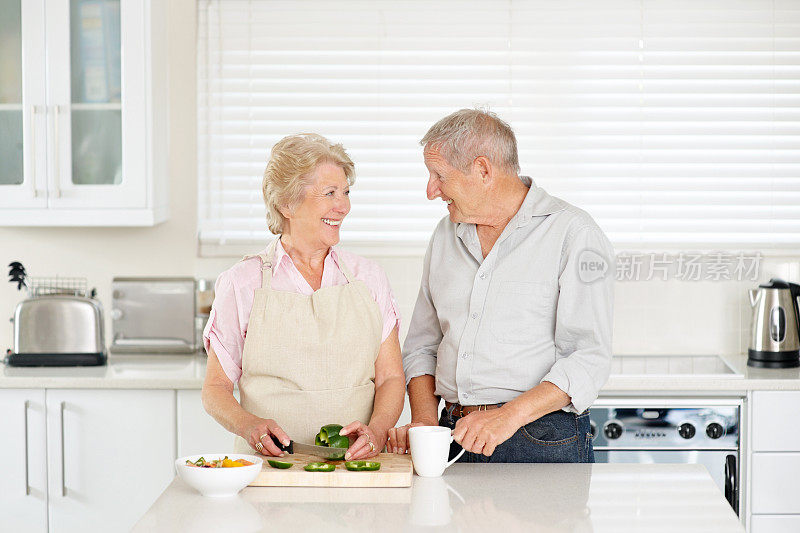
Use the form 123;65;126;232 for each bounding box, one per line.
402;177;615;414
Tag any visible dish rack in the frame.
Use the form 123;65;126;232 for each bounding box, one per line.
27;277;91;297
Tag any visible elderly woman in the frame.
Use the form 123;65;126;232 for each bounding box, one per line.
202;133;405;461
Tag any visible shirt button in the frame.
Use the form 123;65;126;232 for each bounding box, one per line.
460;352;469;360
479;272;486;280
471;312;478;319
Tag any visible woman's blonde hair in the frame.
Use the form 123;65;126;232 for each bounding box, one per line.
262;133;355;234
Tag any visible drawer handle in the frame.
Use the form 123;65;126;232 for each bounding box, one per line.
24;400;30;495
60;401;66;497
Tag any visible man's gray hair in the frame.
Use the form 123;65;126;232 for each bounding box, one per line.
419;108;520;175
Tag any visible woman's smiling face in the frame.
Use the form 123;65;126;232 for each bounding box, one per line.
284;161;351;249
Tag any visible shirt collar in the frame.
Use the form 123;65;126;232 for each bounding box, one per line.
455;176;566;240
271;237;341;270
515;176;566;222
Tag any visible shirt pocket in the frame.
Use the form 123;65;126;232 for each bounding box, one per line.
489;281;555;345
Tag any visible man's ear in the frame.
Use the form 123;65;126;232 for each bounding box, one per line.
474;156;492;183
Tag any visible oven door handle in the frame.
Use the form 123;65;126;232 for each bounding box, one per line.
725;454;738;516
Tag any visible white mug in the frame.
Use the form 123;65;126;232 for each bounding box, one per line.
409;426;465;477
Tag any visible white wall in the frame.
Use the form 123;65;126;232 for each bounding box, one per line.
1;0;798;358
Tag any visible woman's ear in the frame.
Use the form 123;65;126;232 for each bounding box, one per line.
278;203;292;219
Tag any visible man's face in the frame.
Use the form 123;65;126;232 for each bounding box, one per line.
423;145;481;224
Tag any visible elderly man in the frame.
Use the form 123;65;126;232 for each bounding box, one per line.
388;109;615;463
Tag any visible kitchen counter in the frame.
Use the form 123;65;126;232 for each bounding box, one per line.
0;354;208;389
601;353;800;393
2;352;799;392
132;463;743;533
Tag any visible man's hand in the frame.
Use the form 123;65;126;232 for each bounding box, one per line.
452;406;523;456
387;421;433;454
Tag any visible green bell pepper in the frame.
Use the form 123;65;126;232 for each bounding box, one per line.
304;462;336;472
344;461;381;472
314;424;348;460
318;424;343;444
326;435;349;450
267;459;293;469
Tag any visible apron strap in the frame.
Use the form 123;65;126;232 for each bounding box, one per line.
241;238;280;289
333;248;357;284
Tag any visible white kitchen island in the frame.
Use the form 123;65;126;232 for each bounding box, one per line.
133;463;743;533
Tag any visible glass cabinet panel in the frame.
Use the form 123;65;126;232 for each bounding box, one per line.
69;0;121;185
0;0;24;186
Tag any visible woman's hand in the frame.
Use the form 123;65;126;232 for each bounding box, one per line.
241;417;291;456
340;421;385;460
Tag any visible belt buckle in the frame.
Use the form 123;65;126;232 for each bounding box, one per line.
446;402;458;419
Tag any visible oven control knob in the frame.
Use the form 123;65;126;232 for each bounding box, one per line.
706;423;724;439
678;423;696;439
604;422;623;440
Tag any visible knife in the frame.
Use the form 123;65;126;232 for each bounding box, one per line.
271;436;348;460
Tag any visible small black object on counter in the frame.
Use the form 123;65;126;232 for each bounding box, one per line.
8;261;27;290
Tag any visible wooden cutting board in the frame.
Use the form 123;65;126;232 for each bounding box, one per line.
249;452;413;488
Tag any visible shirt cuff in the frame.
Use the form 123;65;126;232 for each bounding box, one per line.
402;354;437;386
205;332;243;384
541;361;597;415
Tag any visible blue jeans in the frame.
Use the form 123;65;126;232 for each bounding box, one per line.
439;406;595;463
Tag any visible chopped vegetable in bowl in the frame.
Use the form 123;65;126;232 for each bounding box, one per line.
185;456;255;468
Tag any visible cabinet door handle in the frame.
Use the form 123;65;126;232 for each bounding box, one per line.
52;105;62;199
29;106;39;198
24;400;30;495
60;401;66;497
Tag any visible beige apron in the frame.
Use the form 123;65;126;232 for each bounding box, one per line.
233;238;383;453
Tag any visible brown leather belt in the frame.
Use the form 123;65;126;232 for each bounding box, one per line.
445;401;502;418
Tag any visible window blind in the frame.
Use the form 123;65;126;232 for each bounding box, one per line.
197;0;800;256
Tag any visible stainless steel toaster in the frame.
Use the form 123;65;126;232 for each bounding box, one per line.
7;295;106;366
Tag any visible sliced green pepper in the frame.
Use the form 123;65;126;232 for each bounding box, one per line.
344;461;381;471
304;462;336;472
267;459;293;469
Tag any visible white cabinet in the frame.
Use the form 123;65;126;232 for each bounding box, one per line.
749;391;800;532
0;388;175;533
0;389;48;533
751;391;800;452
177;389;238;456
751;516;800;533
0;0;168;226
750;453;800;514
45;389;176;533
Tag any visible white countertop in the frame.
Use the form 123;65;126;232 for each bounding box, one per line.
0;354;208;389
132;463;743;533
2;352;799;392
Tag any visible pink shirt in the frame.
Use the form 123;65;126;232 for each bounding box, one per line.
203;239;401;384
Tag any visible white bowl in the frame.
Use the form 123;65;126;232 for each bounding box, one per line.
175;454;263;497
